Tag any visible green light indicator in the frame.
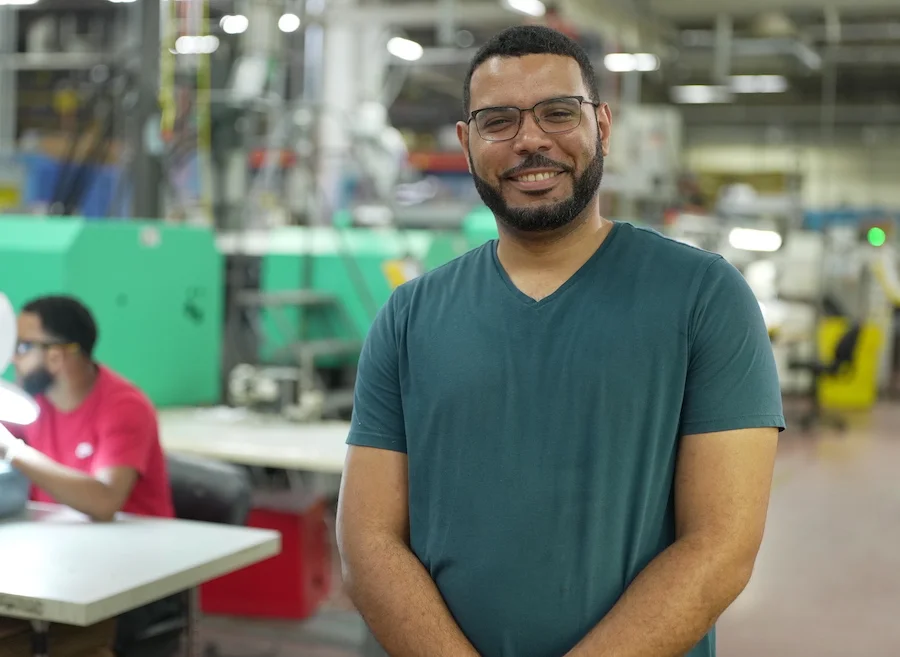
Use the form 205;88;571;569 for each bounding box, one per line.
868;227;887;247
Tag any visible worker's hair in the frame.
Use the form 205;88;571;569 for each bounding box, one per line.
22;295;98;357
462;25;600;117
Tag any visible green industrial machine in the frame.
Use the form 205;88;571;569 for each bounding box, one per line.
249;226;468;359
0;217;222;407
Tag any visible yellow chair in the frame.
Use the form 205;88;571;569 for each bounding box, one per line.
817;318;882;411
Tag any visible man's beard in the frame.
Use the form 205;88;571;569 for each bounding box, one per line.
470;141;604;234
20;367;54;397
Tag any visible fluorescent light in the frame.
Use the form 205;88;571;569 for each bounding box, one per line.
220;14;249;35
604;53;636;72
671;85;731;104
278;13;301;33
387;37;423;62
503;0;546;17
604;53;660;73
729;75;788;94
0;0;40;5
634;53;660;71
107;0;137;3
174;35;220;55
0;381;39;426
728;228;783;252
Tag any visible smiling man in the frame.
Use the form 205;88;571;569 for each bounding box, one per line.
337;25;784;657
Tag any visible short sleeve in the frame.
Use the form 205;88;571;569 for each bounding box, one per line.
680;257;785;436
91;398;157;475
347;293;407;453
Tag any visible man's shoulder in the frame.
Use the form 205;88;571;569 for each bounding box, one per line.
621;222;721;269
390;241;494;309
96;366;156;417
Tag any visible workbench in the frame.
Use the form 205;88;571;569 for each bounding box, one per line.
0;503;280;655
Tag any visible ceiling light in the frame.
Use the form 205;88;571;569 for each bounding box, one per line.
0;0;40;5
604;53;636;72
220;14;249;35
278;13;301;33
174;35;220;55
503;0;546;18
604;53;660;73
634;53;660;71
729;75;788;94
387;37;423;62
728;228;783;252
670;85;731;104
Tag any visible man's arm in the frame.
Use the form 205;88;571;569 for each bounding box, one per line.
0;398;154;522
568;257;784;657
337;445;479;657
566;427;778;657
6;440;136;523
337;292;478;657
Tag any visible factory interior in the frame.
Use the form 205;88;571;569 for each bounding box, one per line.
0;0;899;655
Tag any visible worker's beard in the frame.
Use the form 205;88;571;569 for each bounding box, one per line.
19;367;54;397
469;141;604;234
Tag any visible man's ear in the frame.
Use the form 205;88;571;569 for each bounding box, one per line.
596;103;612;157
456;121;473;174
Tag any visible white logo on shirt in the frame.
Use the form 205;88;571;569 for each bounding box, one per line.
75;442;94;460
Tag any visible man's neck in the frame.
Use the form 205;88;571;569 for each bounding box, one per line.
47;363;99;413
496;211;613;275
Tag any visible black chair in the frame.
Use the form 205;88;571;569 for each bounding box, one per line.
788;322;861;433
114;454;253;657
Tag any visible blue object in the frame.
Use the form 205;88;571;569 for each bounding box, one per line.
0;462;29;519
19;153;132;219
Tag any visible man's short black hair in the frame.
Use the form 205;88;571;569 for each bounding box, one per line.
463;25;600;117
22;295;98;357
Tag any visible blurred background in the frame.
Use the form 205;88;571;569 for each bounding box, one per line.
0;0;898;655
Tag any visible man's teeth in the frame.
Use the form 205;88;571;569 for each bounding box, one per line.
515;172;558;182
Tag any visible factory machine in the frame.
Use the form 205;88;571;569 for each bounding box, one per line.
0;209;497;420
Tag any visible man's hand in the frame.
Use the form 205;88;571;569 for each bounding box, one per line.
337;445;480;657
565;427;778;657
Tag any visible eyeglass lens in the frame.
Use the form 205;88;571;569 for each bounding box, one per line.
475;97;584;141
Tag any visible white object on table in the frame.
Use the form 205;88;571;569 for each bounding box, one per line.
159;408;349;475
0;503;280;626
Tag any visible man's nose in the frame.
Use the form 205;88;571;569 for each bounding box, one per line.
512;112;553;155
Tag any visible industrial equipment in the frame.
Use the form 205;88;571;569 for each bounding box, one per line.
0;218;222;407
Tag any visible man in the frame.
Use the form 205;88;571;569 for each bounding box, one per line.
0;294;173;521
337;25;783;657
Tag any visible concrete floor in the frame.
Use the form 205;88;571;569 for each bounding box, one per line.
201;403;900;656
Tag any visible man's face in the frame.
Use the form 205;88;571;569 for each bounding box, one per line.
457;54;612;234
13;312;62;397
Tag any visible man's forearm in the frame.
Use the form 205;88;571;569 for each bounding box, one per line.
10;445;118;521
566;536;755;657
342;534;479;657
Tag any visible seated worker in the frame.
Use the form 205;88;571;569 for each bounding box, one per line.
0;294;173;521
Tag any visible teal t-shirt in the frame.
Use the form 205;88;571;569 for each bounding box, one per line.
348;221;784;657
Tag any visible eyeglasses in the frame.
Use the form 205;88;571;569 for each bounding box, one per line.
15;340;77;356
468;95;600;142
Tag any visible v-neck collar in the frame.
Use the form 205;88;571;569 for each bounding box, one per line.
490;221;623;309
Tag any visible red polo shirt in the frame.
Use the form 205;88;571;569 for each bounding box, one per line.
20;365;174;518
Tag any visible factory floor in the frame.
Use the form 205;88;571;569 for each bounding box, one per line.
199;402;900;657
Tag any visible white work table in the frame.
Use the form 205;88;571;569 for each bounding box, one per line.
0;503;280;626
159;408;349;475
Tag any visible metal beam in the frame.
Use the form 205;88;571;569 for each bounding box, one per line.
652;0;900;20
318;2;514;27
129;0;162;220
679;103;900;125
0;8;15;151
